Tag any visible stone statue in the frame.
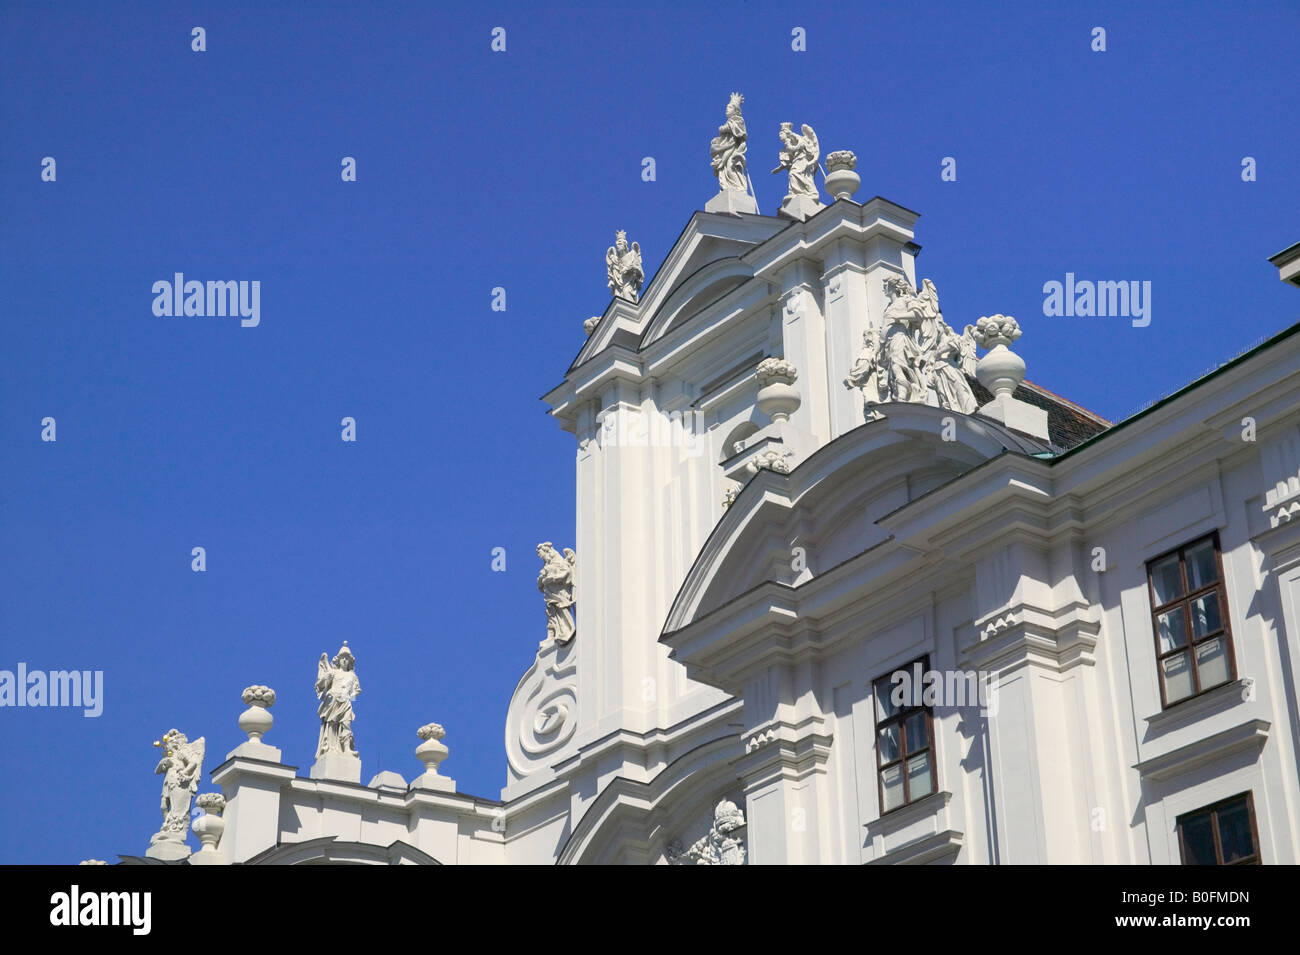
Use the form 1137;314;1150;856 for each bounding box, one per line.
844;324;887;418
150;729;204;851
773;122;821;197
315;642;361;758
536;542;577;646
845;276;978;416
666;799;748;865
606;231;644;302
710;92;750;193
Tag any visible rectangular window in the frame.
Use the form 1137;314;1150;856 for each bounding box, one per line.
1177;793;1260;864
1147;533;1236;707
873;657;937;814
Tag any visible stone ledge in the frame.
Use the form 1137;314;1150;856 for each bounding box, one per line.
1143;679;1250;736
1133;718;1270;782
866;828;963;865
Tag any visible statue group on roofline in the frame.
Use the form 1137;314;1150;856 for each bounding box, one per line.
844;276;979;419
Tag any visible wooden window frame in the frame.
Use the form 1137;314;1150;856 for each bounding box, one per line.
872;655;938;816
1176;792;1261;865
1146;531;1237;709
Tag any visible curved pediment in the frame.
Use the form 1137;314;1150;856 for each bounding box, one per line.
663;406;1047;635
638;257;755;348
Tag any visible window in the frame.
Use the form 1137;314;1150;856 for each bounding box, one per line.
1177;793;1261;865
872;657;937;813
1146;533;1236;707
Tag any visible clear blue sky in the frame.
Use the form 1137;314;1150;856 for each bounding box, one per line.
1;2;1297;864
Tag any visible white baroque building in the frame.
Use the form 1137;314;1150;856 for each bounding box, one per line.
117;106;1300;867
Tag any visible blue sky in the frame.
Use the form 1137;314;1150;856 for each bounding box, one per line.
1;1;1297;863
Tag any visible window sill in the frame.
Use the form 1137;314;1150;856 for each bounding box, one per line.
1133;718;1269;782
865;790;952;840
1144;679;1250;735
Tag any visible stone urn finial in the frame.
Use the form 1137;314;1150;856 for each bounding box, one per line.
238;685;276;743
190;793;227;865
755;358;801;423
824;151;860;200
415;723;449;777
973;315;1025;400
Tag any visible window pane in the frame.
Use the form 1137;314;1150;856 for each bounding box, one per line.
904;711;928;755
906;754;933;801
1216;801;1255;863
1156;606;1188;653
1190;594;1222;638
878;724;900;764
876;683;901;722
881;764;905;812
1163;651;1195;703
1151;555;1184;604
1181;813;1218;864
1186;540;1218;590
1195;637;1231;690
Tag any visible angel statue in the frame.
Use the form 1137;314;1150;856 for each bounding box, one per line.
773;122;821;198
316;642;361;758
606;230;644;302
537;542;577;646
710;92;750;193
150;729;205;847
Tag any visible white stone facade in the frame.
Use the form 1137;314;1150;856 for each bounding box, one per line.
120;138;1300;866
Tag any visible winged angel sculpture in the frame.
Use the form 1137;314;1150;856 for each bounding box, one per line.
773;122;821;198
606;231;644;302
150;729;205;846
316;642;361;757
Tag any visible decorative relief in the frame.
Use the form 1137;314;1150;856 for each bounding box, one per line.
666;799;748;865
505;638;579;781
979;613;1018;641
746;448;793;475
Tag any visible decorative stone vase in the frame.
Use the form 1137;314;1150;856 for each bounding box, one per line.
238;685;276;742
973;315;1025;400
824;151;860;200
415;723;449;776
191;793;226;863
755;358;801;422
